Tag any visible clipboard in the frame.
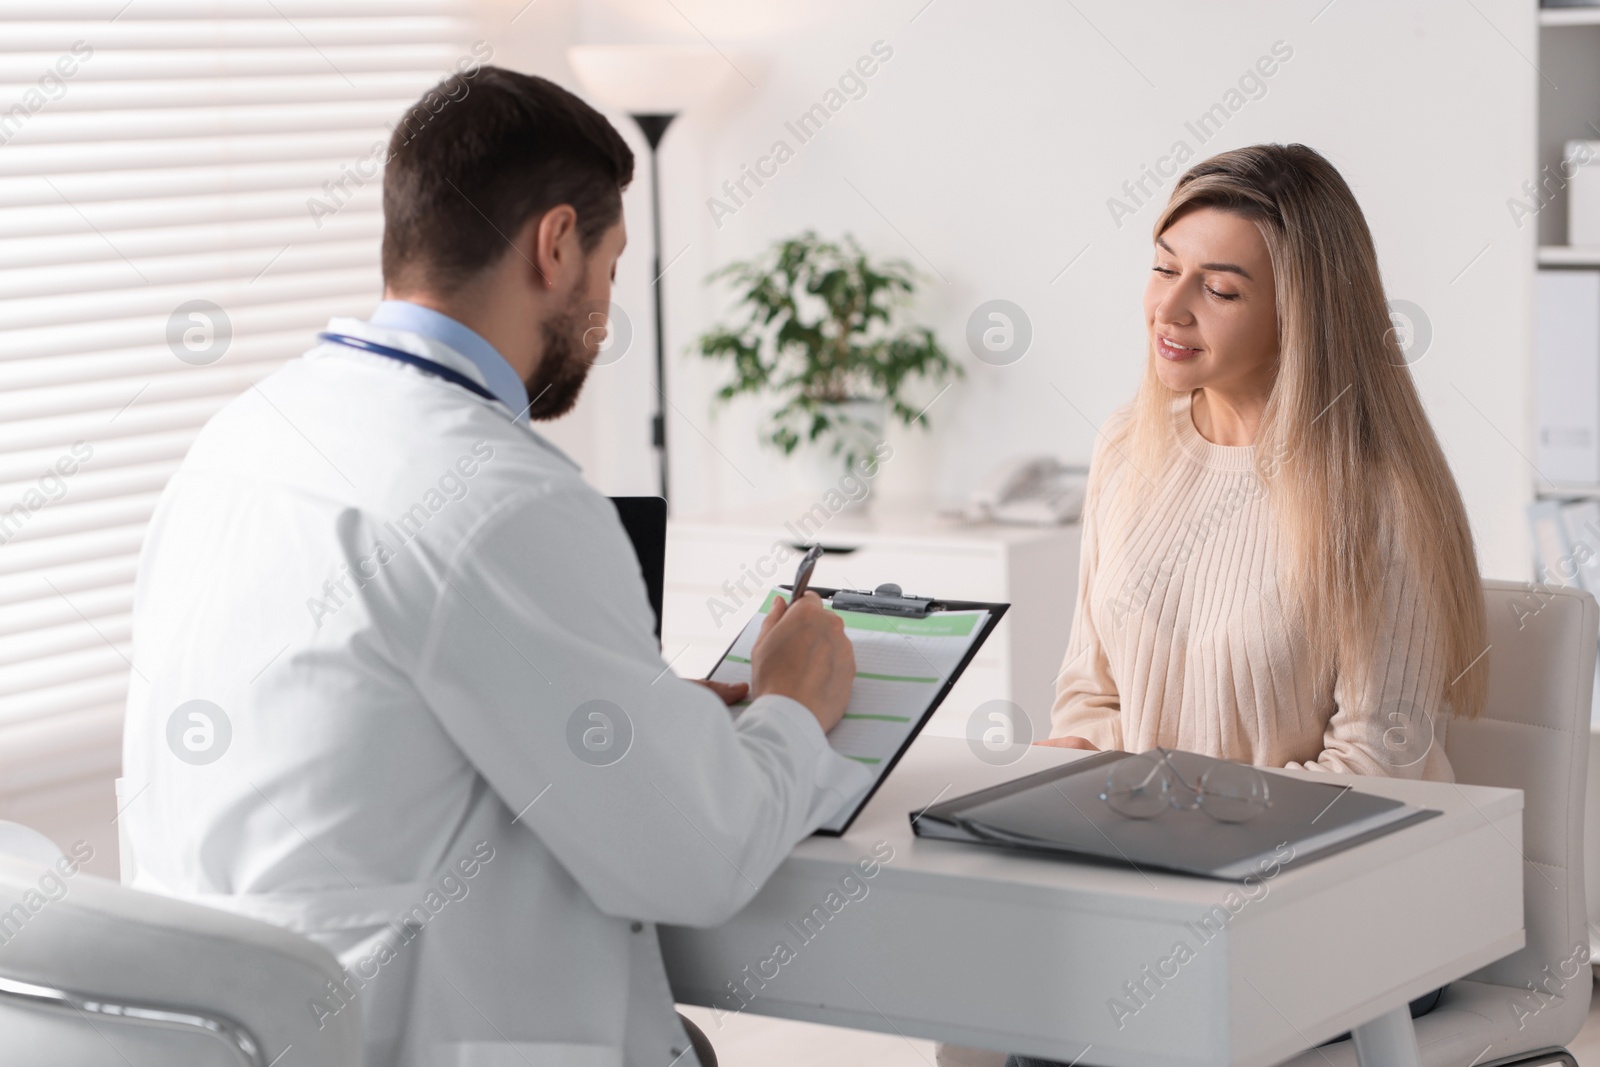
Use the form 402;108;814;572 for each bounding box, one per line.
708;583;1009;835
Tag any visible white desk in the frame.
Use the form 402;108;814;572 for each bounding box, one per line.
659;738;1524;1067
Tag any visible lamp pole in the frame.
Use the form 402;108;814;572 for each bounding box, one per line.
630;112;676;507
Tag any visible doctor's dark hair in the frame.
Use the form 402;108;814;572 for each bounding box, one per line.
380;65;635;293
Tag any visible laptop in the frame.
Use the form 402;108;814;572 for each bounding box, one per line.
609;496;666;644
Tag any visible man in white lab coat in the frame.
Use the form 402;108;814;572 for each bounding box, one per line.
121;66;871;1067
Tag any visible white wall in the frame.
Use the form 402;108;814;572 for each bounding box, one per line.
488;0;1536;579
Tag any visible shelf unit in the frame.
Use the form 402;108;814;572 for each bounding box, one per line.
1537;483;1600;499
1539;246;1600;266
1537;7;1600;960
1541;6;1600;26
1534;10;1600;498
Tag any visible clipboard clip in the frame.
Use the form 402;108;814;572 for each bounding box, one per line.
829;583;942;618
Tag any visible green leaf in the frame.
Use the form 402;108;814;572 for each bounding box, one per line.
694;231;959;469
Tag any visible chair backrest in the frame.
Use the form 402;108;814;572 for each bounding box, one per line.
0;851;361;1066
1449;580;1595;1009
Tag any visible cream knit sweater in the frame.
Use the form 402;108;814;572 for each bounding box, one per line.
1051;393;1454;781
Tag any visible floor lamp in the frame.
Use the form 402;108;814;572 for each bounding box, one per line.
568;45;730;506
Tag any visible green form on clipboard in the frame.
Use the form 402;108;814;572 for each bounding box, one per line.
708;585;1009;835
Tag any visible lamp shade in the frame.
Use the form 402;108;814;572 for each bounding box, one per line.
567;45;732;114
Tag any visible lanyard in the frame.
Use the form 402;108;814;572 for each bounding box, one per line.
316;332;498;404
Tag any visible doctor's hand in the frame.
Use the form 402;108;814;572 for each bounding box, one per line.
692;679;749;706
748;593;855;734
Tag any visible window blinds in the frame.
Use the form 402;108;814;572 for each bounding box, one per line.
0;0;474;794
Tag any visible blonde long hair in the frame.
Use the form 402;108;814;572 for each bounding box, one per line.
1118;143;1487;719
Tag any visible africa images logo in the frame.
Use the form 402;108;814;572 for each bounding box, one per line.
166;700;232;765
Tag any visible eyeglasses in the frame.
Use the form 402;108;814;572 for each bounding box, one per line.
1098;748;1271;823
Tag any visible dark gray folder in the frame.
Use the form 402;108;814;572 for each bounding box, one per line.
912;749;1439;881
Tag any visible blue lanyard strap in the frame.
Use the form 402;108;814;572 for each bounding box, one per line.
316;332;498;405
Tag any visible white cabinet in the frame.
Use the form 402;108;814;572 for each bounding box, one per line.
662;498;1080;742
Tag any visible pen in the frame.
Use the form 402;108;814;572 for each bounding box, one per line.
789;544;824;601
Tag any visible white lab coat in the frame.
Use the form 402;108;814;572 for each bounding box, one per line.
119;318;871;1067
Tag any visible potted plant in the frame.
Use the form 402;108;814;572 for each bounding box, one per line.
694;231;960;492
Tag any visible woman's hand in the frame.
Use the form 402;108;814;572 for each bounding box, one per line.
1034;736;1099;751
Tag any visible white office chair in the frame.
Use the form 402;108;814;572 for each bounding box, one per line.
939;580;1598;1067
0;821;361;1066
1277;579;1597;1067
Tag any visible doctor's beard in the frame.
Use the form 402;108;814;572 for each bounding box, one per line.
523;301;593;421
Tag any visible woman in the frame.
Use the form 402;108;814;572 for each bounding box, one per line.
1041;141;1485;779
938;144;1487;1067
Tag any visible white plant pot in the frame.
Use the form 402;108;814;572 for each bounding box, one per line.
798;397;886;512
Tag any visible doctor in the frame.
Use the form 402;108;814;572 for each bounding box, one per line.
121;66;871;1067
